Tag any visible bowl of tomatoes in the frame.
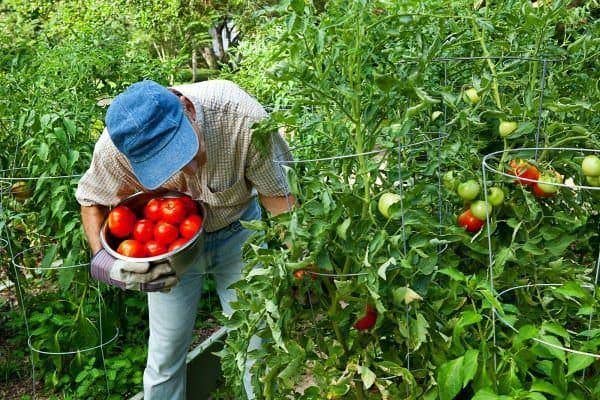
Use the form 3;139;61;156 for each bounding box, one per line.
100;191;205;276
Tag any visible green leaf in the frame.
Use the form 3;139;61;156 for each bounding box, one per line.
566;353;595;376
377;257;396;280
530;380;563;397
358;365;376;389
553;282;588;300
241;219;267;231
513;325;539;349
438;356;464;400
537;335;566;363
462;349;479;388
40;245;58;270
58;267;75;292
336;217;351;240
374;72;398;92
414;87;440;104
38;142;50;162
375;361;409;377
51;196;66;219
410;312;429;351
472;388;512;400
438;267;466;281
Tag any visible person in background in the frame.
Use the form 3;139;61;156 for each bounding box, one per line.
75;79;295;399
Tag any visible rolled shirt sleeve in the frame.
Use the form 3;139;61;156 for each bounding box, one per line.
75;129;140;207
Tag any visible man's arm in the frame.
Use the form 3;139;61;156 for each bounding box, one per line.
81;205;109;254
258;194;297;217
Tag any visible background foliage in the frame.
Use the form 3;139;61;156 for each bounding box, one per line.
1;0;600;399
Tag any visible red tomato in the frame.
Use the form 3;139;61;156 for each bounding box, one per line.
107;206;137;238
353;305;377;331
179;214;203;239
145;240;167;257
154;221;179;246
293;269;317;280
161;198;188;224
509;159;540;186
144;198;163;221
132;219;155;243
180;195;198;215
457;209;485;233
117;239;147;258
168;238;189;253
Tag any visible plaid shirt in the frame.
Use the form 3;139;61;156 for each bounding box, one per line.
76;80;291;232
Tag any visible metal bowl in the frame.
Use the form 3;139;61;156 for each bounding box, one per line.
100;191;206;277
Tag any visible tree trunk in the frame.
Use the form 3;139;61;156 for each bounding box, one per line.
192;48;197;82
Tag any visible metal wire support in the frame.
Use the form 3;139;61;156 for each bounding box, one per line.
2;172;113;399
482;147;600;367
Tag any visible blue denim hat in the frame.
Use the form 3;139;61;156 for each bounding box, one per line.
105;80;199;190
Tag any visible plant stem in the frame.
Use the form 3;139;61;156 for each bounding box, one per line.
537;135;591;162
472;21;502;109
346;3;371;221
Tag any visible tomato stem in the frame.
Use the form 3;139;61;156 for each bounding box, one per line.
472;20;502;110
538;135;591;162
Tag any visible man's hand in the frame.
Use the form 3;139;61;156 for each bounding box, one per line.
91;249;178;292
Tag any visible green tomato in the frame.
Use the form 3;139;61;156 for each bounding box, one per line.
498;120;518;137
487;187;504;206
457;180;480;201
470;200;492;220
581;155;600;177
443;171;458;191
378;192;402;219
464;88;480;104
536;172;562;194
586;175;600;187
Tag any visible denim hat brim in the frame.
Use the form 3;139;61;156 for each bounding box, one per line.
129;115;199;190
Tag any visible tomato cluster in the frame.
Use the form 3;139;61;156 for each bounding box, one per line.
452;178;504;233
107;195;203;258
508;159;563;198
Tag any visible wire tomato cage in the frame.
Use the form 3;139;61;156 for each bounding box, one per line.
0;170;118;399
264;53;564;390
482;147;600;371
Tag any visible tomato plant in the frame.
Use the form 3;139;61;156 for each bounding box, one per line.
220;2;600;398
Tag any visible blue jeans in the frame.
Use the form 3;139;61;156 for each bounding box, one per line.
143;199;261;400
